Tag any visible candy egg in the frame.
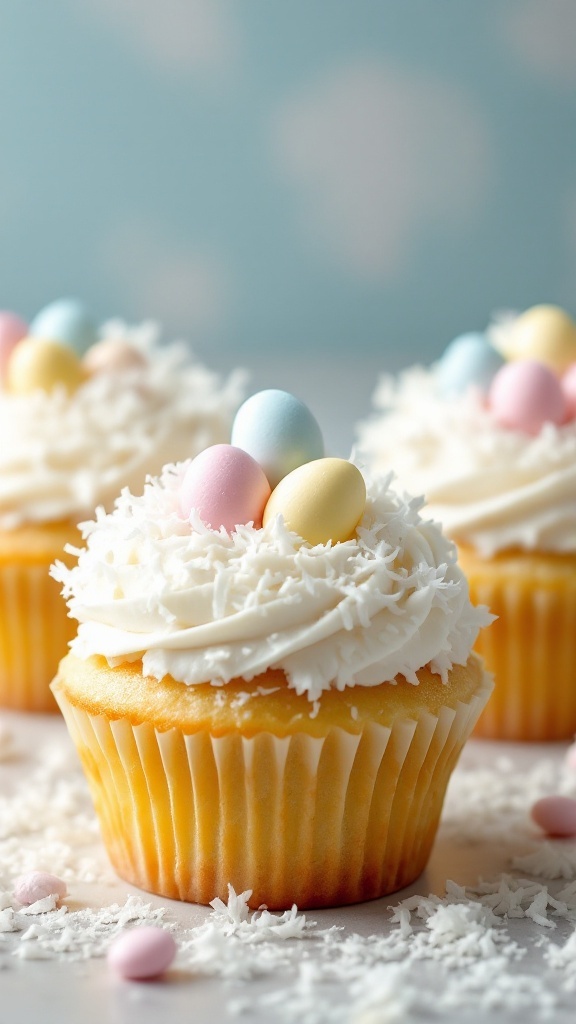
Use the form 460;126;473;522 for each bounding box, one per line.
436;332;504;397
13;871;67;905
564;741;576;771
180;444;271;532
7;337;84;395
107;926;177;980
488;359;567;435
506;304;576;372
262;458;366;546
231;389;324;489
29;298;97;355
530;795;576;837
83;337;147;375
561;363;576;418
0;311;27;383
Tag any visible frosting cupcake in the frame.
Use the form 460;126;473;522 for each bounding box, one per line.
51;390;492;909
356;304;576;741
0;300;245;712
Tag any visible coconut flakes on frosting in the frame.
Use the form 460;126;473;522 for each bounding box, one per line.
52;462;491;700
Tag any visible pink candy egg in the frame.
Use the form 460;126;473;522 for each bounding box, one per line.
13;871;67;904
108;926;176;980
0;311;27;383
562;363;576;418
488;359;567;435
180;444;272;532
530;795;576;837
83;338;148;375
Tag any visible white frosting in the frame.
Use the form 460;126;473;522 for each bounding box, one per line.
356;366;576;558
0;321;246;529
52;462;491;701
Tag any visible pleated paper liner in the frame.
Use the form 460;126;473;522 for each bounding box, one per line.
53;656;492;909
0;522;79;712
458;545;576;741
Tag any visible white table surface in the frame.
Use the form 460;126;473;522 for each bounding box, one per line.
2;713;576;1024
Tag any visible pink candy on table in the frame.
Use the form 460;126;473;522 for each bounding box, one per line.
530;795;576;837
179;444;272;532
488;359;568;435
107;926;177;980
564;741;576;771
13;871;67;905
0;311;27;382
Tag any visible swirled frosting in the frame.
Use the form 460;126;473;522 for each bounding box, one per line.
52;461;491;701
356;366;576;557
0;321;246;530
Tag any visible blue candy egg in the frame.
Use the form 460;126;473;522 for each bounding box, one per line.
436;332;505;398
231;389;324;488
29;298;97;356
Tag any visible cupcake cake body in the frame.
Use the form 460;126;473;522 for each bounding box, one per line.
0;305;245;711
52;411;492;909
356;306;576;740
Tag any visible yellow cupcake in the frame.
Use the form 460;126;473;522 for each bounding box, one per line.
51;460;492;909
0;310;245;712
0;522;79;712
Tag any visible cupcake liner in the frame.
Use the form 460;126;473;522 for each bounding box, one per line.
55;672;492;909
0;561;76;712
460;548;576;741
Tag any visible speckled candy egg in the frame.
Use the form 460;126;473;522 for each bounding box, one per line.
107;927;177;980
488;359;567;435
29;298;97;356
0;311;27;384
506;305;576;373
180;444;271;532
7;337;84;395
83;337;147;375
436;332;504;397
231;389;324;489
13;871;67;905
262;458;366;546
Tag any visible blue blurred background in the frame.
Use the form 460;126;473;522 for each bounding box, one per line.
1;0;575;448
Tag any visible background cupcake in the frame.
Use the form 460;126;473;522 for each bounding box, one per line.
356;304;576;741
51;390;492;910
0;298;245;712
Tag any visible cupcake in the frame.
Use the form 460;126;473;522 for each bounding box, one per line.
51;389;492;909
356;304;576;741
0;298;245;712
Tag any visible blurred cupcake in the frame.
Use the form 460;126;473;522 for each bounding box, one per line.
356;304;576;741
0;298;245;712
51;389;492;909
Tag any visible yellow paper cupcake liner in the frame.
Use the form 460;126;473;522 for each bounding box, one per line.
458;546;576;741
0;522;78;713
55;672;492;909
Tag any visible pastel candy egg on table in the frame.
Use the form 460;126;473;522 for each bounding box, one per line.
530;795;576;837
231;389;324;489
488;359;567;435
83;337;148;375
0;311;27;383
107;926;177;980
263;458;366;546
180;444;271;532
29;298;97;356
505;304;576;373
6;336;84;395
436;331;504;397
13;871;67;905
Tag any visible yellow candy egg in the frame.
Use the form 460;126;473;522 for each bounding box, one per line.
262;457;366;546
506;305;576;372
7;337;84;395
